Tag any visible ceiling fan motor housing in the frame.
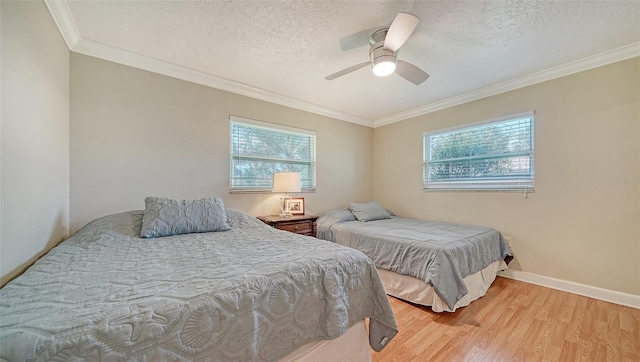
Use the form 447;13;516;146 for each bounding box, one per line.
369;29;397;68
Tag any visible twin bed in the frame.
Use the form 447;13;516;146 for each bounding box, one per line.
317;202;513;312
0;198;397;361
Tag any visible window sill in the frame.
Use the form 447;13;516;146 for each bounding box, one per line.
423;188;534;193
229;189;317;194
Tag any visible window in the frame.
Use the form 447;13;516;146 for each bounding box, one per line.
230;116;316;192
423;112;534;191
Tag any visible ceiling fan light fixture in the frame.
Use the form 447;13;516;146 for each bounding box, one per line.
325;13;428;84
372;58;396;77
370;40;397;77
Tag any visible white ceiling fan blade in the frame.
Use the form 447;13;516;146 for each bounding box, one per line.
339;26;387;51
325;61;369;80
396;60;429;85
384;13;420;52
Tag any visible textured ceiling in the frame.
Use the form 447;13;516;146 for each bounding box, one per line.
62;0;640;124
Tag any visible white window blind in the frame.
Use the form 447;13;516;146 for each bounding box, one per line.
424;112;534;191
230;116;316;191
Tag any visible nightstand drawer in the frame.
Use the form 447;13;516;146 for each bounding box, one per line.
257;214;319;238
277;221;313;234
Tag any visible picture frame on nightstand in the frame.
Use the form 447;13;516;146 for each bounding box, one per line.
286;198;305;215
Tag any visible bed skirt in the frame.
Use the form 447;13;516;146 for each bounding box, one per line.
280;320;370;361
377;260;507;312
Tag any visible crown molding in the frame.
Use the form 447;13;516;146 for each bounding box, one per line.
43;1;373;127
44;0;80;49
70;38;373;127
45;0;637;129
374;42;640;128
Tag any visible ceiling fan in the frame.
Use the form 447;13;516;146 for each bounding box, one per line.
326;13;430;85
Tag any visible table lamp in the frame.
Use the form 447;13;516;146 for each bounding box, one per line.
272;172;301;217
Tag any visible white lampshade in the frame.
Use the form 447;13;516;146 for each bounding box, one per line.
272;172;301;193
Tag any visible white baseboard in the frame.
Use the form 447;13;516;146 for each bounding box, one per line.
498;269;640;310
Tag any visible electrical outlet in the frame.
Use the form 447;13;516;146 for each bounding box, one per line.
504;236;513;248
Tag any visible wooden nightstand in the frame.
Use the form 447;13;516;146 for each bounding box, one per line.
257;214;319;237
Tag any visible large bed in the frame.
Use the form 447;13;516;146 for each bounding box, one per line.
317;204;513;312
0;200;397;361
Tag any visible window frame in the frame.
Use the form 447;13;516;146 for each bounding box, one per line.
423;111;535;192
229;116;316;193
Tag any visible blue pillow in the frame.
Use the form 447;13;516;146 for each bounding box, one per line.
348;201;392;222
140;196;230;238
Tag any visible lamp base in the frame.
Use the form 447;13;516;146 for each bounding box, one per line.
279;195;292;218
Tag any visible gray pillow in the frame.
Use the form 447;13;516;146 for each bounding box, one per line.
140;196;230;238
348;201;392;222
319;209;357;224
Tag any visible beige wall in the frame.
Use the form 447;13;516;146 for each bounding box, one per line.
69;54;373;232
373;58;640;296
3;1;636;299
1;1;70;284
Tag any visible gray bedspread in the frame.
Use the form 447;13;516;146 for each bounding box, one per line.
0;209;397;361
318;210;513;310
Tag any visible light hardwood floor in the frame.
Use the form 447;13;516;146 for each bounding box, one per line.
371;277;640;361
